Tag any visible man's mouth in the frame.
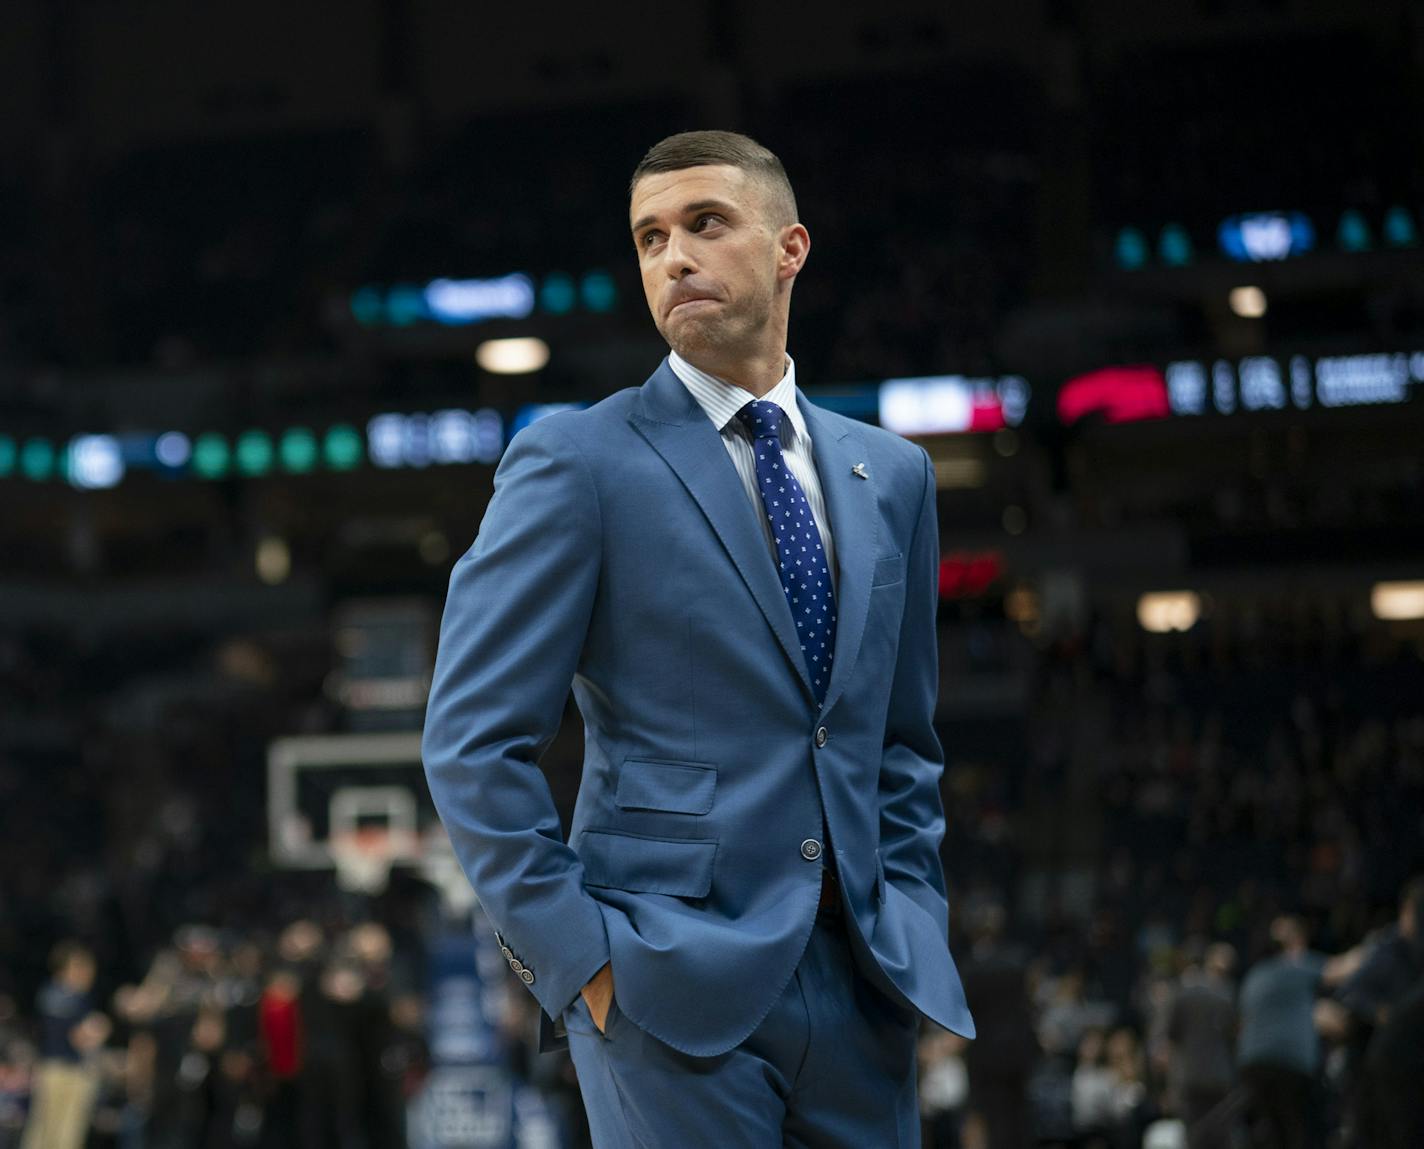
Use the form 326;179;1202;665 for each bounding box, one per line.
669;296;717;315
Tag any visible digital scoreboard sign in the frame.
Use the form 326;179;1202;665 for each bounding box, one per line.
1165;352;1424;416
1060;350;1424;425
5;349;1418;490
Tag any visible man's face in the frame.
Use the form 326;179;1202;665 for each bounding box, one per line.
629;164;794;363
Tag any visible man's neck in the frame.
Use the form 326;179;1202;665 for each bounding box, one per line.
677;348;788;398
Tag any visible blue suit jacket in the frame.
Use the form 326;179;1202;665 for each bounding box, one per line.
422;358;975;1057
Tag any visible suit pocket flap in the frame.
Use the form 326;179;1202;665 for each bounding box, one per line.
579;830;717;898
615;758;717;815
871;552;904;587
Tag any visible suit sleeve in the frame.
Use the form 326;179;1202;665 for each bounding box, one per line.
422;416;610;1021
878;445;951;934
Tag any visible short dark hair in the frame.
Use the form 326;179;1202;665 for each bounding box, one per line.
630;130;798;227
50;940;93;972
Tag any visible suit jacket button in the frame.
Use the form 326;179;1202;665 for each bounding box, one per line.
500;946;515;961
520;968;535;985
510;959;525;974
814;726;828;748
801;838;823;861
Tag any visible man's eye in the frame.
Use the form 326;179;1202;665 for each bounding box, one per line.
640;231;662;248
695;214;723;230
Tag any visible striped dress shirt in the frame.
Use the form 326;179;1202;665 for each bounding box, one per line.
667;350;838;596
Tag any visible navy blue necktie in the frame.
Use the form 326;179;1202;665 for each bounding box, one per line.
735;399;837;707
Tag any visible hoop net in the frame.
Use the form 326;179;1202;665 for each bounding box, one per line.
329;827;417;894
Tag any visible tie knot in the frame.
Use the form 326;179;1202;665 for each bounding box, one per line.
735;400;786;445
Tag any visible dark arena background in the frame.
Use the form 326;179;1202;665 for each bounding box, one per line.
3;2;1424;1147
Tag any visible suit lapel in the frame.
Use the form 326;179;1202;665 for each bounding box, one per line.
798;398;877;716
630;361;816;705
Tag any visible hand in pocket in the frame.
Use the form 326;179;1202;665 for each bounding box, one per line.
581;962;615;1034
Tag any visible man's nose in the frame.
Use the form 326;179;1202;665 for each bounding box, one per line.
663;229;697;278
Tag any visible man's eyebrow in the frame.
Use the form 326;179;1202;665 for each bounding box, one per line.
631;199;738;235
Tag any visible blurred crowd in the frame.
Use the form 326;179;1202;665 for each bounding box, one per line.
1;920;429;1149
917;880;1423;1149
915;601;1424;1149
0;66;1038;401
5;603;1420;1147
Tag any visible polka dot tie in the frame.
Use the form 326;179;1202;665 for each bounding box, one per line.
735;399;837;707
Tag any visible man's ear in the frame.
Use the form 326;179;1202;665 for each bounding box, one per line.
777;223;810;282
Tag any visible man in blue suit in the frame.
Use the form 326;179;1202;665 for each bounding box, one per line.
423;130;974;1146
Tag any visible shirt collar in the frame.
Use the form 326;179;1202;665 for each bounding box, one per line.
668;350;808;446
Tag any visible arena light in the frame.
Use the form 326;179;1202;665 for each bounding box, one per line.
1384;206;1418;248
1158;223;1193;267
20;437;55;481
579;270;618;313
1337;209;1372;253
367;409;505;468
192;433;231;479
278;428;318;474
67;435;125;489
476;337;550;375
235;430;275;477
879;376;1024;434
1114;227;1149;270
424;274;536;325
256;537;291;585
154;431;192;469
539;273;576;315
323;424;363;471
1137;591;1201;633
1229;286;1267;319
1371;582;1424;622
1219;212;1314;262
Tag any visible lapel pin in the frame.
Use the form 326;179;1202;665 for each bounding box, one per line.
851;462;869;479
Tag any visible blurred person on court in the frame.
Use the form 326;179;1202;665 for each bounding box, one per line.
343;924;407;1149
20;941;110;1149
1357;971;1424;1149
1315;877;1424;1148
1236;914;1361;1149
1163;943;1237;1149
424;128;974;1145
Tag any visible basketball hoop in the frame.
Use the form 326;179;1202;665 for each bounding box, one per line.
330;827;416;894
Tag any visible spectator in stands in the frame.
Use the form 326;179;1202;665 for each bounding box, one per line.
20;941;110;1149
919;1028;970;1149
0;995;33;1149
1071;1026;1117;1143
1164;943;1237;1149
1103;1027;1153;1149
960;904;1039;1149
256;967;303;1148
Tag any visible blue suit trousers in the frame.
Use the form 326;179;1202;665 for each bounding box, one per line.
563;907;922;1147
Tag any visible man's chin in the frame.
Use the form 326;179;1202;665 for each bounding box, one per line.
662;319;721;361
